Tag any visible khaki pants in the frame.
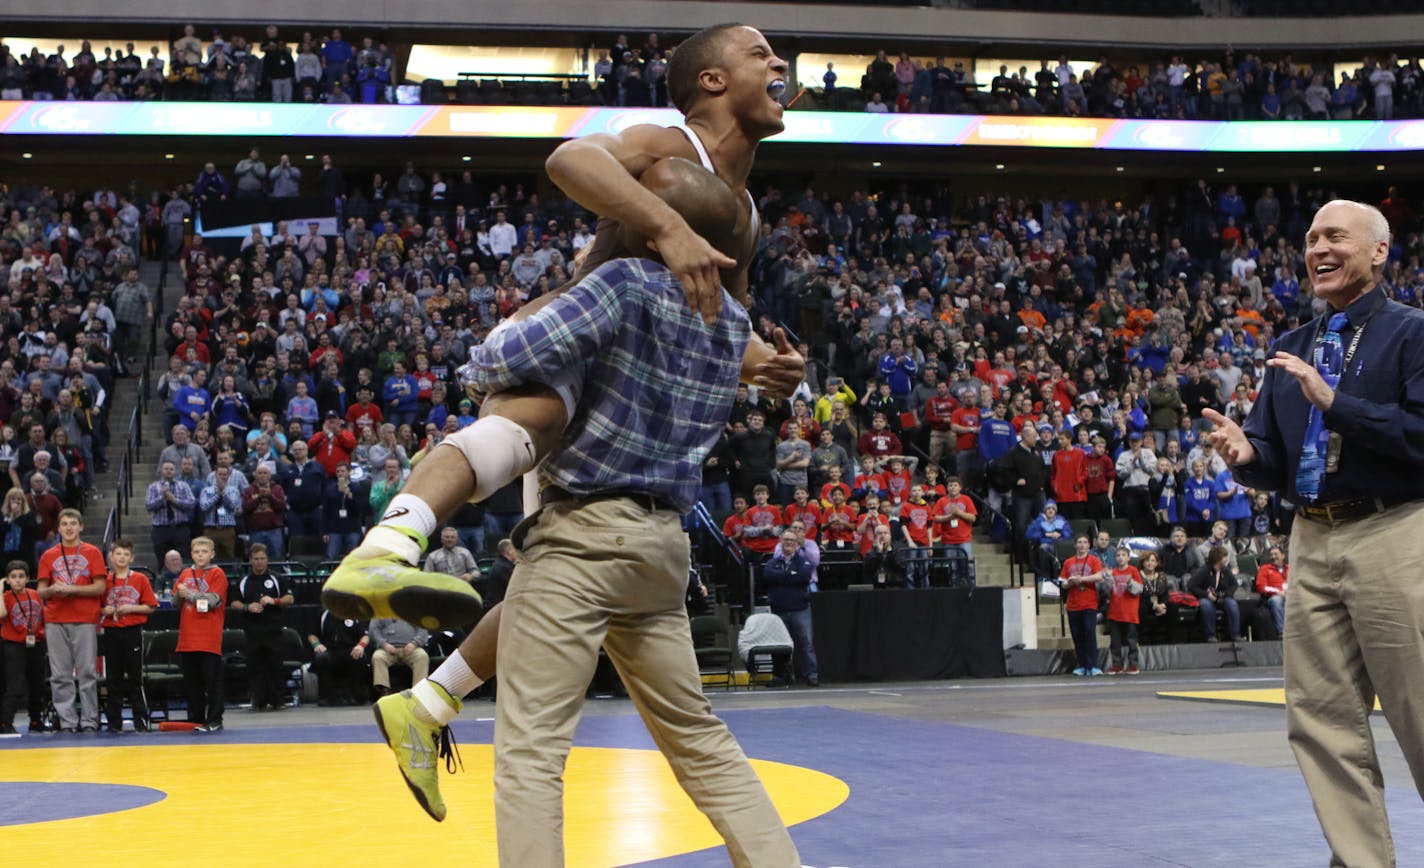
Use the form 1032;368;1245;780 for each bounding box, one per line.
205;526;237;559
928;429;955;466
1285;500;1424;868
371;645;429;688
495;498;799;868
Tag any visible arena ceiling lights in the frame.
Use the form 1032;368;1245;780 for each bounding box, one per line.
3;101;1424;153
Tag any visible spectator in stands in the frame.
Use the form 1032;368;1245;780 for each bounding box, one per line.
761;529;818;687
1213;469;1253;539
234;148;268;198
308;610;368;706
321;461;366;561
382;359;419;429
863;524;905;590
198;464;243;558
369;616;429;698
1194;520;1239;573
146;458;195;567
310;412;356;477
1189;544;1238;642
730;409;776;498
425;526;477;586
1254;544;1288;639
1114;431;1157;533
368;456;405;522
1007;422;1048;545
741;484;783;565
774;420;811;505
857;412;901;461
242;462;287;559
1027;500;1070;586
1088;530;1118;568
229;543;293;711
279;439;326;546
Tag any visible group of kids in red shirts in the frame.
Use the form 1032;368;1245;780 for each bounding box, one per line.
1;510;229;734
723;458;978;564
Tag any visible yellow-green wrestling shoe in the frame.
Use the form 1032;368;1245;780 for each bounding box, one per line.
321;546;484;630
373;688;463;822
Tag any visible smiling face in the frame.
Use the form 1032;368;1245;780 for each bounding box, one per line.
1305;201;1389;310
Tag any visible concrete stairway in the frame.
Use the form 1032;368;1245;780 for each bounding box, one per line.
87;260;171;564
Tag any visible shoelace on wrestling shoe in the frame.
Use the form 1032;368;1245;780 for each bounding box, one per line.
439;725;464;775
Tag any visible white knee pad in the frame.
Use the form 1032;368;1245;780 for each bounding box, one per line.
440;416;539;502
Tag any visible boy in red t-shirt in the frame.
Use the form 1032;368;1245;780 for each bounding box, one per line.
782;486;823;543
100;539;158;731
741;485;783;560
37;508;107;733
1105;545;1143;675
1059;535;1105;676
932;477;978;588
899;485;934;588
1;560;47;733
879;456;913;506
174;536;228;732
721;495;750;547
856;493;892;557
818;466;851;508
820;488;859;550
852;454;884;502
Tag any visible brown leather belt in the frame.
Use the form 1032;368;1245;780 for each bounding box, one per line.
540;486;679;514
1296;496;1413;526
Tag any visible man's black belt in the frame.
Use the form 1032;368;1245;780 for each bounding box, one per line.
1296;496;1414;526
541;486;680;514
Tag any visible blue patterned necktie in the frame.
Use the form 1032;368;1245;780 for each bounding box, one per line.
1295;312;1349;503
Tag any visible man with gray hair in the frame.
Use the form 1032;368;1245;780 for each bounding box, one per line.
159;424;211;479
31;451;64;497
1205;198;1424;867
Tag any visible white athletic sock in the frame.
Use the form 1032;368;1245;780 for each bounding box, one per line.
412;659;482;727
429;651;484;703
379;493;438;540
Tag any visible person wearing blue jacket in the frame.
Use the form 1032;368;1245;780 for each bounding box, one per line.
977;401;1017;464
877;337;917;408
1213;468;1252;539
761;530;819;687
1182;459;1217;537
382;359;420;429
173;371;212;432
1026;500;1071;582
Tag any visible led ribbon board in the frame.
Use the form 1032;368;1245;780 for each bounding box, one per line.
2;101;1421;152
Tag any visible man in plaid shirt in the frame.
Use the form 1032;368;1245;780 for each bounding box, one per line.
349;158;803;864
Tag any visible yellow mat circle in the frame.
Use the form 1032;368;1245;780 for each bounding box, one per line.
2;743;849;866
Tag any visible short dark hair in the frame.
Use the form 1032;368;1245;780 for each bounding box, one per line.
111;538;134;553
666;23;744;114
5;560;28;575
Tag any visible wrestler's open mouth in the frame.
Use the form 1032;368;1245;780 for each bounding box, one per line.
767;80;787;106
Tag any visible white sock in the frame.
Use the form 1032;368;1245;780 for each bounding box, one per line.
411;680;460;727
430;652;484;702
379;493;438;540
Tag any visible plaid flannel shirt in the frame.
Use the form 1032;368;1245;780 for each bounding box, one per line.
469;258;749;514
